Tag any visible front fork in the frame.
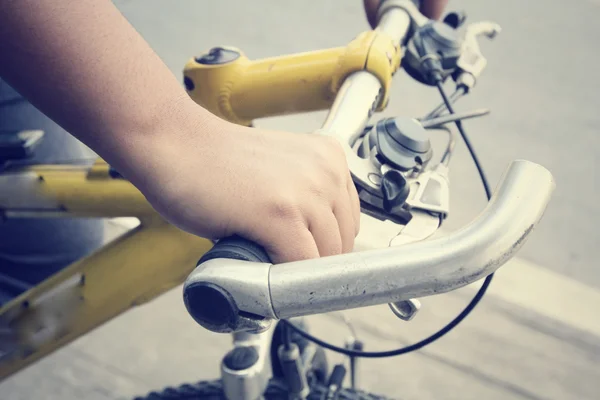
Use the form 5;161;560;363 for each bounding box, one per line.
221;319;331;400
221;328;273;400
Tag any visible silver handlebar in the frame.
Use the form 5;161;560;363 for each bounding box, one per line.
186;160;555;320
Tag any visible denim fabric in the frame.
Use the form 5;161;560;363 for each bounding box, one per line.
0;79;104;298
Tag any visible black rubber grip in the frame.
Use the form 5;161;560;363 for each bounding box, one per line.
198;234;272;265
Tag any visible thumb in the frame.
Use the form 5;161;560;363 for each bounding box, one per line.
261;226;320;264
363;0;381;29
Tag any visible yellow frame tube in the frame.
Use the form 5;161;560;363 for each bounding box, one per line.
0;216;212;381
39;160;154;217
0;160;211;380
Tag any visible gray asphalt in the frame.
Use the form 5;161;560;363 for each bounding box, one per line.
1;1;599;399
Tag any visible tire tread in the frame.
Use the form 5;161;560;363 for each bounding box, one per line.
133;378;394;400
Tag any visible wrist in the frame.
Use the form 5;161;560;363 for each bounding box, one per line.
104;93;225;190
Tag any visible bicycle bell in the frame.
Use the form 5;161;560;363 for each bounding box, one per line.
373;117;433;172
358;117;433;214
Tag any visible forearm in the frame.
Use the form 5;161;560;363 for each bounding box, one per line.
363;0;448;26
421;0;448;20
0;0;214;175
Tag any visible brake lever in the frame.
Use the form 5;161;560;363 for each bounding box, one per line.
352;115;451;225
455;21;502;91
389;210;441;247
388;210;442;322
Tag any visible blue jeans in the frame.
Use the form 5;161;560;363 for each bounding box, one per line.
0;80;104;303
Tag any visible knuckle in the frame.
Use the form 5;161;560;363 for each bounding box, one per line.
308;170;341;203
306;136;349;192
320;136;345;158
330;166;347;188
268;195;303;223
308;177;328;198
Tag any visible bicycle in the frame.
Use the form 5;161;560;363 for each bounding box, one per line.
0;1;555;398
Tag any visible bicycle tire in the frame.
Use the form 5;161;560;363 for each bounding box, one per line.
133;378;395;400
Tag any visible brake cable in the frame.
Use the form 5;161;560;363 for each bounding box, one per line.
282;82;494;359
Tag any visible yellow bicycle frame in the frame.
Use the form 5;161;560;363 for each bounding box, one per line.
0;27;400;381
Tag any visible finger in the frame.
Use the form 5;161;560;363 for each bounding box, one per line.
422;0;448;20
262;225;319;264
333;191;357;254
347;171;361;237
308;209;343;258
363;0;381;28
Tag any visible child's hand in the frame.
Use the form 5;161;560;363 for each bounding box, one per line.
363;0;449;28
126;115;361;265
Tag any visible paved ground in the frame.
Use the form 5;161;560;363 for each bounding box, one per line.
2;216;599;399
1;0;599;399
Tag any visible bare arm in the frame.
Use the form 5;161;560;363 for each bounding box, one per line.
0;0;214;179
363;0;449;27
0;1;360;264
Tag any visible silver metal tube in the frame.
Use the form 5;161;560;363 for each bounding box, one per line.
269;160;555;318
319;5;411;140
318;5;412;194
318;74;383;196
377;6;411;42
222;330;272;400
320;71;382;144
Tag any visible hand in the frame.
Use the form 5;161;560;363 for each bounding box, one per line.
124;113;361;265
0;0;360;266
363;0;449;28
